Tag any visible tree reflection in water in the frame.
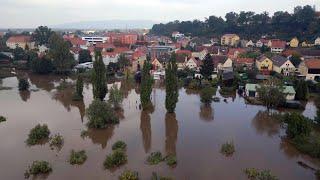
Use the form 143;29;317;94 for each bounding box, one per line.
140;106;154;153
19;90;30;102
199;104;214;122
251;111;281;137
165;113;178;155
83;126;115;149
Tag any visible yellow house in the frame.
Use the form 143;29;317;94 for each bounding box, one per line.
290;37;299;48
256;56;273;71
221;34;240;46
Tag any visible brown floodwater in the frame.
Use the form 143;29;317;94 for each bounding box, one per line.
0;73;319;180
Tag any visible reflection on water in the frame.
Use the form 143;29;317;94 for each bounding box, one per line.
140;110;152;153
251;111;281;137
84;127;115;149
199;104;214;122
165;113;178;155
19;90;30;102
0;74;320;180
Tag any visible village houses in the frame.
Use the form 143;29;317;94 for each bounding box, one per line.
221;34;240;47
6;35;35;50
298;59;320;80
271;55;296;76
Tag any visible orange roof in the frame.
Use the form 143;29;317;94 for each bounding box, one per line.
7;35;31;43
282;50;299;57
305;59;320;69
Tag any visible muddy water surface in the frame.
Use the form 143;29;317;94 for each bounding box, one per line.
0;74;319;180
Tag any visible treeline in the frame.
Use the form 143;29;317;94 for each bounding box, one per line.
150;5;320;41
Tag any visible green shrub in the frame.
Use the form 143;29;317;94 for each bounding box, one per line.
112;141;127;151
108;84;124;109
119;170;139;180
18;78;29;91
86;100;119;129
258;170;278;180
69;150;87;165
80;130;88;138
165;155;177;167
147;152;163;165
244;168;259;179
26;124;50;145
25;161;52;178
200;87;216;104
49;134;64;149
220;141;235;156
284;113;311;139
291;135;320;158
151;172;173;180
0;116;6;123
104;150;127;169
244;168;278;180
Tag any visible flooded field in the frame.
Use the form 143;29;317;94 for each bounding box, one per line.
0;73;319;180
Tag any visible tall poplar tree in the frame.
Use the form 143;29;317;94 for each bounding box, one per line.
92;50;107;100
140;55;153;110
165;53;179;113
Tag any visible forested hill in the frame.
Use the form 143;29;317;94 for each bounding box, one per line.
150;5;320;41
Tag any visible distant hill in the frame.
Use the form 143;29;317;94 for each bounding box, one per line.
52;20;158;30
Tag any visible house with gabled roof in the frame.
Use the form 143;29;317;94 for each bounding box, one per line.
6;35;35;50
298;59;320;80
256;55;273;74
270;40;286;53
271;55;295;76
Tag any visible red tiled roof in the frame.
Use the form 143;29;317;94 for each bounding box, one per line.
271;40;286;48
7;35;31;43
305;59;320;69
234;58;254;64
176;50;192;57
227;48;246;56
95;42;115;49
67;38;86;46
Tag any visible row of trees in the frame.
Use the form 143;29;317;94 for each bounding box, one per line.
150;5;320;41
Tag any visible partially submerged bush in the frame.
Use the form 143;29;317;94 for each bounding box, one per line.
284;113;311;139
69;150;87;165
0;116;6;123
112;141;127;151
108;84;124;109
165;155;177;167
147;151;163;165
86;100;119;129
18;78;30;91
244;168;278;180
104;150;127;169
25;161;52;178
49;134;64;149
200;87;216;105
80;130;88;138
119;170;139;180
26;124;50;145
220;141;235;156
151;172;173;180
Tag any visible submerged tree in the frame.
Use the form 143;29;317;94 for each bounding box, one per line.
108;84;124;109
165;53;179;113
257;78;285;111
73;75;84;101
48;33;75;74
92;50;107;100
140;55;153;110
295;80;309;100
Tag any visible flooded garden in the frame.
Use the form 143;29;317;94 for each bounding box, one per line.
0;72;319;180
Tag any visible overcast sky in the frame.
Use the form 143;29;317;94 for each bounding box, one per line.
0;0;319;28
